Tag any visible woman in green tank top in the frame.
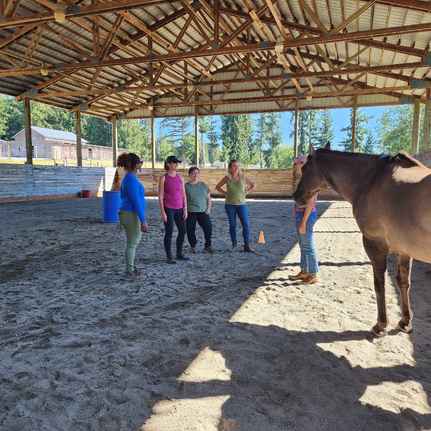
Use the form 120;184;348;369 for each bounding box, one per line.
216;160;255;252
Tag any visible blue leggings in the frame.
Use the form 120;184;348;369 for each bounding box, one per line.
295;210;319;274
225;204;250;246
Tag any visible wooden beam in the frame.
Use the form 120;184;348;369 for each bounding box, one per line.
112;116;118;167
0;0;176;29
219;5;426;57
150;114;155;169
294;100;298;157
75;110;82;167
411;99;420;154
194;106;199;166
351;97;357;152
0;23;39;50
24;97;32;165
423;89;431;151
159;85;409;108
3;29;430;78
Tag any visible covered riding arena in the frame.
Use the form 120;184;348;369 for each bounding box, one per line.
1;1;431;430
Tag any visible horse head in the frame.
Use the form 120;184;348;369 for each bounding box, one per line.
293;142;330;205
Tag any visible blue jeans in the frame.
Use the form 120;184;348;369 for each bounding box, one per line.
295;210;319;274
225;204;250;246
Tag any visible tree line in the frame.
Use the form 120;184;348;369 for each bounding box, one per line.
0;94;421;168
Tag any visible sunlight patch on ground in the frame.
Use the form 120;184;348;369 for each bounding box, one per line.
142;396;231;431
178;346;232;383
359;382;431;414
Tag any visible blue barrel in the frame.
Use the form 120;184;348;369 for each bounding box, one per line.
103;191;121;223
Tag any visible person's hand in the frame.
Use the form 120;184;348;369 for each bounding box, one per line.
299;223;306;235
161;212;167;223
205;209;211;215
183;210;188;220
141;222;149;233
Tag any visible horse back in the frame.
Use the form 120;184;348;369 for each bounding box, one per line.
356;163;431;262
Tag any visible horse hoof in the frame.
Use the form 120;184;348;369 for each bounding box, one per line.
371;325;387;337
397;321;413;334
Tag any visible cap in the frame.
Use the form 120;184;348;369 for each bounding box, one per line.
293;155;307;165
165;155;182;164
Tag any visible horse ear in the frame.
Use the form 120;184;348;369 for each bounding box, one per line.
324;141;331;150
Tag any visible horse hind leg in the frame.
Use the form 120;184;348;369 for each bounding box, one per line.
396;254;413;333
363;236;388;337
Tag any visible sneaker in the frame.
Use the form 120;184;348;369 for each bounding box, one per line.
288;271;307;281
204;246;214;254
243;244;254;253
176;255;190;261
302;274;318;284
167;258;177;264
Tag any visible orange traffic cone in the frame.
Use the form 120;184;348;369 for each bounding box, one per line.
258;230;266;244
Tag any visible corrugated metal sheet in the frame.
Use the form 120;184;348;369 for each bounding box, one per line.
0;0;429;118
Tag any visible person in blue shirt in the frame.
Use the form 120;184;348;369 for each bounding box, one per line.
117;153;148;276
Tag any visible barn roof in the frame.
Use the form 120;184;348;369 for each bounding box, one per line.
14;126;88;144
0;0;430;119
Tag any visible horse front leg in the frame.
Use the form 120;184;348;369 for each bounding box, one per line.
363;236;388;337
396;254;413;333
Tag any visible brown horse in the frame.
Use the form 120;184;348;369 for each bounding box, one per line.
293;143;431;336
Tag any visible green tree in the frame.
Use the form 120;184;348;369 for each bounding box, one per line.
271;145;294;168
158;136;175;161
198;116;210;166
263;112;282;168
340;108;370;152
3;97;24;139
315;110;334;148
118;119;150;159
377;106;412;154
206;116;220;164
363;131;377;154
82;116;112;146
160;116;194;162
0;96;10;138
294;110;319;155
221;114;253;165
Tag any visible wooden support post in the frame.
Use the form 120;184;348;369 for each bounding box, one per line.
194;110;199;166
112;116;118;167
423;89;431;151
24;97;33;165
151;115;156;169
351;98;357;152
293;100;298;157
411;99;420;154
75;110;82;167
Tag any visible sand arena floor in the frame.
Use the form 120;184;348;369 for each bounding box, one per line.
1;198;431;431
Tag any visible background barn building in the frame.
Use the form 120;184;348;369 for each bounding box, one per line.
8;127;126;163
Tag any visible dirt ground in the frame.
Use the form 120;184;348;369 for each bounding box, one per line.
1;198;430;431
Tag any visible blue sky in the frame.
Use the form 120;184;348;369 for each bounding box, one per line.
156;106;389;150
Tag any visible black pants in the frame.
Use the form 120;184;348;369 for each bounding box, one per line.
164;208;186;258
186;212;212;248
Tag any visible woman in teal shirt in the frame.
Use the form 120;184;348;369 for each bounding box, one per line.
185;166;213;253
117;153;148;276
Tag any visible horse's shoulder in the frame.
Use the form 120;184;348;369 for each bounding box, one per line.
392;151;426;169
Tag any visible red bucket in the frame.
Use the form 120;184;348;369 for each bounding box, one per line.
80;190;91;198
